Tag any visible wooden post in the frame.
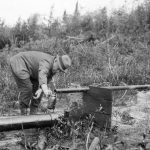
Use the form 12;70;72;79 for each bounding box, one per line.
83;86;112;129
64;86;112;129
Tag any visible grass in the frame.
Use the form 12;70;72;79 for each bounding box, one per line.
1;36;150;149
1;35;150;111
0;51;19;115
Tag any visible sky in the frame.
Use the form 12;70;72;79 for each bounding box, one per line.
0;0;144;26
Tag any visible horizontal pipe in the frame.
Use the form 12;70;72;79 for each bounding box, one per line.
55;87;89;93
103;85;150;91
55;85;150;93
0;114;59;132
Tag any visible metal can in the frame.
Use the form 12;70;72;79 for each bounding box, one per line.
47;94;57;110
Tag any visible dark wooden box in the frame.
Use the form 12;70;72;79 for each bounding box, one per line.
68;85;112;129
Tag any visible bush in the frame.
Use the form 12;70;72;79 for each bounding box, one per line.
20;36;150;87
0;52;18;114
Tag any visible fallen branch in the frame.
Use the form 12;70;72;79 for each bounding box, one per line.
66;36;85;40
100;35;116;45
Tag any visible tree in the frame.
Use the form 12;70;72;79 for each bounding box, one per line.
94;7;108;37
63;10;68;23
21;22;29;42
71;1;81;35
80;14;94;32
45;5;54;37
27;14;39;40
74;1;80;18
0;18;5;29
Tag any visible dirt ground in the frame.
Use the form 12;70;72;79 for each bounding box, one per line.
111;91;150;149
1;91;150;149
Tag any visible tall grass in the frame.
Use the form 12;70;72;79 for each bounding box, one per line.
0;51;18;114
20;35;150;87
0;34;150;111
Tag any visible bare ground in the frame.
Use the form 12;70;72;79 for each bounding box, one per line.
1;91;150;149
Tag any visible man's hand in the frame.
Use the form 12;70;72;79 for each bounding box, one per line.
41;84;52;97
43;88;52;97
33;88;43;99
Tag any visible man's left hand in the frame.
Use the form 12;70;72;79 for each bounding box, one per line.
33;88;43;99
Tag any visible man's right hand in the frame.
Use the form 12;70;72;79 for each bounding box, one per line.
41;84;52;97
33;88;43;99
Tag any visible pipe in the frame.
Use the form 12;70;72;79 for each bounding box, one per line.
0;114;59;132
103;84;150;91
55;85;150;93
55;87;89;93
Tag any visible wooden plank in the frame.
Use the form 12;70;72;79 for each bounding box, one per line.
83;86;112;128
67;86;112;129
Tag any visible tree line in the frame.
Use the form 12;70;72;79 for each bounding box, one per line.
0;0;150;51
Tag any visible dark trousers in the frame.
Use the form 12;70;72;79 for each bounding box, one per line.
10;61;42;111
11;71;42;110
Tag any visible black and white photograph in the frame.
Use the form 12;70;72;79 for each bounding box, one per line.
0;0;150;149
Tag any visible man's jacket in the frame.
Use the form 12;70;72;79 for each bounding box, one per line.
10;51;55;86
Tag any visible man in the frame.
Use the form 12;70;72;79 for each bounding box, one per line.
10;51;71;115
10;51;71;149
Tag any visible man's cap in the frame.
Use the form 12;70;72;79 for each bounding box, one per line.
57;55;72;73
